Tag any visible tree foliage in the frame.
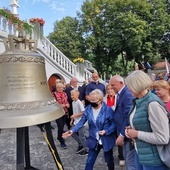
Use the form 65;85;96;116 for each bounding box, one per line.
48;0;170;77
48;16;85;61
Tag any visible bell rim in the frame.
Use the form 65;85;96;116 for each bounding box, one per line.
0;104;64;129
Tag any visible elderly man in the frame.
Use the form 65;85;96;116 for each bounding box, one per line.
65;77;85;129
85;72;106;105
110;75;135;170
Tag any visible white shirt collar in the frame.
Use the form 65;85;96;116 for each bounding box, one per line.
118;85;125;95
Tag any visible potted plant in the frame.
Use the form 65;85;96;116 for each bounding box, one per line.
73;57;85;64
29;18;45;26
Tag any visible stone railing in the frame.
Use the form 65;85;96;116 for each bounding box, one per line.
41;37;76;76
0;16;41;39
0;16;18;36
84;68;93;81
40;37;92;81
0;16;92;81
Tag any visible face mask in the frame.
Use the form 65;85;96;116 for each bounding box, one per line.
90;102;99;108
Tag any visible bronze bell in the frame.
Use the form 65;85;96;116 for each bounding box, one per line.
0;34;64;128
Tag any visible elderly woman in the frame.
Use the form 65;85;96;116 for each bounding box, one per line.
103;84;116;110
153;80;170;111
125;70;169;170
63;89;116;170
53;82;70;149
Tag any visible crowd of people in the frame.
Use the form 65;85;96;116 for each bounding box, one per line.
51;70;170;170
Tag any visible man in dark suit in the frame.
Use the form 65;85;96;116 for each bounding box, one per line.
110;75;135;170
65;77;85;129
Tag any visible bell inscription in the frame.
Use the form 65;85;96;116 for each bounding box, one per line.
0;34;64;128
6;74;35;90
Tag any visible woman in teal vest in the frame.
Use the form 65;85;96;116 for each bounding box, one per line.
125;70;169;170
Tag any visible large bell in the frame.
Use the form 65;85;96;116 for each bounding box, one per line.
0;34;64;128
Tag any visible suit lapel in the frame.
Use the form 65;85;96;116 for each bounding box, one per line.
115;87;126;110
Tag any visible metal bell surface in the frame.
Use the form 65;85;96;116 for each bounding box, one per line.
0;34;64;128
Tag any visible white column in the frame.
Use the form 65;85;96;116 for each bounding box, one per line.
10;0;20;37
10;0;19;15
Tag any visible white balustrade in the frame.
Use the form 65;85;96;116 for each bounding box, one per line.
0;16;30;37
0;15;91;81
84;69;92;81
0;17;15;35
41;37;77;76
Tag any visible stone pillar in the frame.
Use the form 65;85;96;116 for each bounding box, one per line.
31;23;43;48
10;0;19;15
10;0;20;37
76;62;85;82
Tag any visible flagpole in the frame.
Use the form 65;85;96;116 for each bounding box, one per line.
165;58;169;74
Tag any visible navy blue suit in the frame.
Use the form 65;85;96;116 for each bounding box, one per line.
114;86;135;170
114;86;133;137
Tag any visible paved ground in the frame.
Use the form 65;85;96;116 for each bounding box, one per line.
0;121;126;170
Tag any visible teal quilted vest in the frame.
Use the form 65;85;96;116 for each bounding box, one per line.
131;91;164;166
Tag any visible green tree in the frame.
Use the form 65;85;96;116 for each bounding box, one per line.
48;0;170;77
79;0;170;76
48;16;85;61
78;0;118;78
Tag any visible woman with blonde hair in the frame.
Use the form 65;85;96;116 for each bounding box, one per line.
153;80;170;111
53;82;70;149
125;70;169;170
103;84;116;110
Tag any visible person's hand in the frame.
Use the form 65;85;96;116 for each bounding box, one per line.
66;103;70;108
116;135;124;146
125;126;132;138
85;95;90;101
126;129;138;138
70;115;76;119
62;130;73;138
70;119;74;126
81;100;85;106
99;130;105;136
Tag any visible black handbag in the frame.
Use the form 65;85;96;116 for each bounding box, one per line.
86;136;98;149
